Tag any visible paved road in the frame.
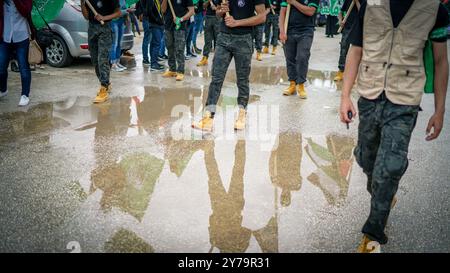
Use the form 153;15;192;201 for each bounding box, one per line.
0;28;449;253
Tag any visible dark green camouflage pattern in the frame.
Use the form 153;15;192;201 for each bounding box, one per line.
88;22;113;87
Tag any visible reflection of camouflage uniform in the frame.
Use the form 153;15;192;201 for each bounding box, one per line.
88;23;113;87
355;94;419;244
165;29;186;73
206;33;253;113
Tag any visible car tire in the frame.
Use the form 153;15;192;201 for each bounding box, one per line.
46;35;73;68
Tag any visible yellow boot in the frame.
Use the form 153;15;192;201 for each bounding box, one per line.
262;46;269;54
334;70;344;81
297;84;307;99
162;70;177;78
176;73;185;81
256;52;263;61
357;235;381;253
271;46;277;55
234;108;247;130
93;86;109;103
192;111;214;132
107;83;112;93
197;56;208;66
283;81;296;96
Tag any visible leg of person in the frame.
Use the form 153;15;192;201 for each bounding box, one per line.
14;39;31;105
263;15;271;53
255;25;264;61
115;19;125;69
295;31;314;99
185;22;193;57
282;34;298;96
232;34;253;130
142;19;151;66
163;29;177;77
110;21;121;72
271;15;279;55
0;41;11;97
88;23;100;83
335;27;351;81
360;99;420;251
93;24;113;103
159;31;167;57
198;16;213;66
175;29;187;80
150;24;164;71
192;33;233;131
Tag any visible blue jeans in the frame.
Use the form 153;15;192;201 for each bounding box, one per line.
185;21;194;53
142;19;164;66
110;18;125;64
0;39;31;97
192;13;204;47
159;32;166;56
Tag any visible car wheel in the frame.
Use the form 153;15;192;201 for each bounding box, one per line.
46;35;73;67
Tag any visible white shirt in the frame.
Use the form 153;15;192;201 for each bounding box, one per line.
3;0;29;43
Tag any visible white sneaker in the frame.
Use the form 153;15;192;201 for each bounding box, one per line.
111;64;124;72
117;63;127;70
0;90;7;98
18;95;29;106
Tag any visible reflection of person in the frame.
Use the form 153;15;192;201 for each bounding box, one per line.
305;134;355;206
192;0;267;131
340;0;449;252
279;0;319;99
0;0;35;106
205;140;252;252
269;133;302;207
81;0;121;103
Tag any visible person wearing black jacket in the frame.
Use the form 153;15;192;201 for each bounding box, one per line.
136;0;165;71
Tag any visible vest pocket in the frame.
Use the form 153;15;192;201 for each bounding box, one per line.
356;63;375;90
402;37;426;66
388;66;425;100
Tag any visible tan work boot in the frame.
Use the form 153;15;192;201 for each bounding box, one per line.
106;83;112;93
93;86;109;104
283;81;297;96
197;56;208;66
357;235;381;253
234;108;247;130
192;111;214;132
262;46;269;54
297;84;307;99
271;46;277;55
176;73;184;81
334;70;344;81
162;70;177;78
256;52;262;61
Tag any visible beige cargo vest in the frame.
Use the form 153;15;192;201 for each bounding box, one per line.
356;0;440;105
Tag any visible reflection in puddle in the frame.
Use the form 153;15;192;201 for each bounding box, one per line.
104;229;154;253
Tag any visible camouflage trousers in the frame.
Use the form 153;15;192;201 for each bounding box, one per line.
264;13;279;47
165;29;186;74
88;22;113;87
203;15;220;58
253;24;264;52
355;93;420;244
205;33;253;114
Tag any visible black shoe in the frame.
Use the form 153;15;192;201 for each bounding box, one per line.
193;46;202;54
10;61;19;73
150;64;165;71
159;54;168;60
143;60;150;67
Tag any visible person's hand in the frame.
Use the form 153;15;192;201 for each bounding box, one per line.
426;112;444;141
340;96;357;123
95;14;105;22
339;20;344;28
225;16;239;27
174;17;182;30
271;4;276;9
279;31;287;43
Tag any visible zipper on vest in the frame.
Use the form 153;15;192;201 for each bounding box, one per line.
383;29;396;92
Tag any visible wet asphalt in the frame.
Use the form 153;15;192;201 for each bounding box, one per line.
0;28;449;253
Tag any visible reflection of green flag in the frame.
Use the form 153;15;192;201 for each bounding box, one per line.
424;40;434;94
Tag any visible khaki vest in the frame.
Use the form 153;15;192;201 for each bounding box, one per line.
356;0;440;105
